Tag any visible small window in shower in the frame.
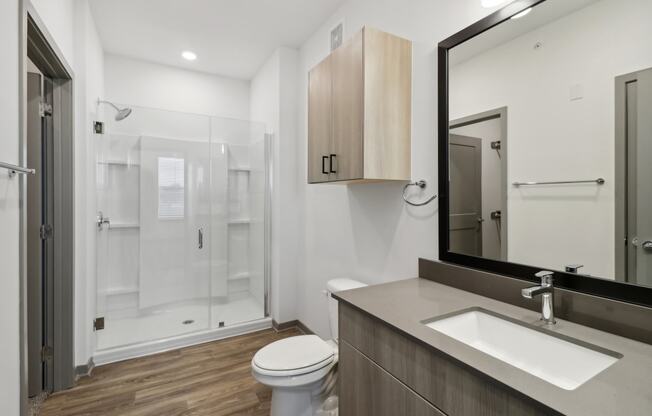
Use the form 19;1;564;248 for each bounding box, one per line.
158;157;185;219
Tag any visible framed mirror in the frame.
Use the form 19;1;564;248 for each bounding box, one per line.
438;0;652;307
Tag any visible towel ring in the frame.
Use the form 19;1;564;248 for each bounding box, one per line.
403;180;437;207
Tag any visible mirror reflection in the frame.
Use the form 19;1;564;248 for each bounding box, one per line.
448;0;652;287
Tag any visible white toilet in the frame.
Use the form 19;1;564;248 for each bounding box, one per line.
251;278;367;416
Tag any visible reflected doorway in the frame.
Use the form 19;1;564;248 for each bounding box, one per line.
450;107;508;261
615;67;652;285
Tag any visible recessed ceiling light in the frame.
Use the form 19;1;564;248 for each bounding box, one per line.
481;0;509;8
181;51;197;61
511;7;532;19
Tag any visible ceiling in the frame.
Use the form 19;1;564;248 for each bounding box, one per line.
89;0;345;80
451;0;599;66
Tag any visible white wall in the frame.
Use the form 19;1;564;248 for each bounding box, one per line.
449;0;652;278
250;47;300;323
30;0;76;66
0;1;22;413
295;0;495;337
104;54;250;119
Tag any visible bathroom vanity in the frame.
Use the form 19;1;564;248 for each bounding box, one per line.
335;274;652;416
335;1;652;414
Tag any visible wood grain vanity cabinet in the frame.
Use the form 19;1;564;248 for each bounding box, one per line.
308;27;412;184
339;303;556;416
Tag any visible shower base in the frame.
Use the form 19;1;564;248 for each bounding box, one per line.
94;296;269;365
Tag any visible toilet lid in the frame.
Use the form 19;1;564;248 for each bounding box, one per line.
253;335;335;374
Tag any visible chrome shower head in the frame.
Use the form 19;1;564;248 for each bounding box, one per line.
115;107;132;121
98;99;132;121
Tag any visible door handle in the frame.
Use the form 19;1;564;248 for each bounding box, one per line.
198;228;204;250
329;154;337;173
321;156;328;175
643;241;652;251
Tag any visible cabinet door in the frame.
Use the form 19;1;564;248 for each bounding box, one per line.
331;30;364;181
339;341;446;416
308;56;333;183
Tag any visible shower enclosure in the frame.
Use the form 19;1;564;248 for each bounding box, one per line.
94;105;270;361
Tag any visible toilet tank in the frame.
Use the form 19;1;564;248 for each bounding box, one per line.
327;278;367;342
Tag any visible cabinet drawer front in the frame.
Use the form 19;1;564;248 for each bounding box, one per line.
339;303;556;416
340;340;446;416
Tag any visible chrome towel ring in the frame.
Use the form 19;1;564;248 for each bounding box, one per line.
403;180;437;207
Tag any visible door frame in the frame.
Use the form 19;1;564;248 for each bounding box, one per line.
450;107;508;261
20;2;76;410
615;70;636;283
615;68;652;283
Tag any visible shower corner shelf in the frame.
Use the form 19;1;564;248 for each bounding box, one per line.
228;218;251;225
98;160;140;167
109;222;140;230
102;286;139;297
228;272;251;281
229;166;251;172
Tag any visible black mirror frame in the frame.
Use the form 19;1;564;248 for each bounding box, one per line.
437;0;652;308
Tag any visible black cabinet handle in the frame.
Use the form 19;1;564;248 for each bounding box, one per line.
329;154;337;173
322;156;328;174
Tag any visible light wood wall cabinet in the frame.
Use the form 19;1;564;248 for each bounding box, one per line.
308;27;412;184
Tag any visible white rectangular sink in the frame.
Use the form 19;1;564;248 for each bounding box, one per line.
424;308;621;390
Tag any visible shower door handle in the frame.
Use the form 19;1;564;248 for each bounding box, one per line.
198;228;204;250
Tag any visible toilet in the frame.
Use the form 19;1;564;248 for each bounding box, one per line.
251;278;367;416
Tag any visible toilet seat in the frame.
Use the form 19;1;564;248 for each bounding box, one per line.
252;335;336;377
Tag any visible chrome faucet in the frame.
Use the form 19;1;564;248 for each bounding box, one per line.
521;270;556;325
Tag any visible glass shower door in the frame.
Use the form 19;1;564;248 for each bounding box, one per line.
95;106;212;350
139;136;211;335
210;117;268;328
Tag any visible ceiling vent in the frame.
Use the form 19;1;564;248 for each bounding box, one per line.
330;22;344;51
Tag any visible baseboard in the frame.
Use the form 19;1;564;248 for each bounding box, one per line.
74;356;95;381
272;319;314;335
295;320;314;335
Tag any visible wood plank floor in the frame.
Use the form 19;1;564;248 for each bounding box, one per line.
40;328;302;416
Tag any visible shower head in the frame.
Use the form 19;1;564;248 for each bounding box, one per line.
98;99;132;121
115;107;132;121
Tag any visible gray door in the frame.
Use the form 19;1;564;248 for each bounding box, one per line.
617;68;652;286
449;134;483;256
27;72;55;396
630;69;652;285
27;71;44;397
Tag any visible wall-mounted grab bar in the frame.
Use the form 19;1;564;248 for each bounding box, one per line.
0;161;36;177
513;178;605;187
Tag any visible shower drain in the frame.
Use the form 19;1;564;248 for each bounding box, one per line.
182;319;195;325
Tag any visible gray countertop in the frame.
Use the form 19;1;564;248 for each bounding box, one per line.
334;278;652;416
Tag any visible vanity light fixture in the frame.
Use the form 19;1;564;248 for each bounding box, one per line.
481;0;509;8
181;50;197;61
511;7;532;19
